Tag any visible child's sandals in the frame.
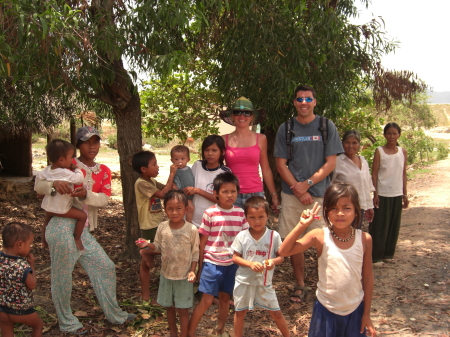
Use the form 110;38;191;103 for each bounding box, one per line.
289;285;310;303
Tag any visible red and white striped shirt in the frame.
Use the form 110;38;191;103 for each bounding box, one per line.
199;205;248;266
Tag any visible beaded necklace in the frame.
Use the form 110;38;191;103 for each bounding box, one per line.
330;227;355;242
78;159;100;175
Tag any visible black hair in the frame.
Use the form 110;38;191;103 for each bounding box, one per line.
171;145;190;158
213;172;240;193
244;196;270;217
201;135;225;166
2;222;33;248
322;183;361;228
384;122;401;135
46;139;74;164
132;151;156;174
163;189;188;207
293;84;316;99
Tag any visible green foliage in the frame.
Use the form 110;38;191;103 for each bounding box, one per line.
399;129;449;164
143;136;169;149
107;134;118;149
31;133;42;143
436;143;450;160
380;93;436;130
194;0;399;130
140;70;220;143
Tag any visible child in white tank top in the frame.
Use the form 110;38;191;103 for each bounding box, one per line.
278;183;376;337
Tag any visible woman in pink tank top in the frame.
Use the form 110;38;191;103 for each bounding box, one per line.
220;97;280;211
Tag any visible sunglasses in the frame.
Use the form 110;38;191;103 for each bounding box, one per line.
232;111;253;117
295;97;314;103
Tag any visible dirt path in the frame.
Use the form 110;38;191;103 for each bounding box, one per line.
368;157;450;336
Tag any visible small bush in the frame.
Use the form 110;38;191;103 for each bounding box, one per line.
108;134;117;149
143;136;169;149
436;143;450;160
31;133;42;143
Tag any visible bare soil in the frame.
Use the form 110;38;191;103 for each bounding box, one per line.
1;147;449;336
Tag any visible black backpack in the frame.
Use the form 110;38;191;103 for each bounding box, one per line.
285;116;328;166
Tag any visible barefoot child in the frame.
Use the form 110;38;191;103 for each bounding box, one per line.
188;172;248;337
0;222;43;337
136;190;199;337
231;196;290;337
279;183;376;337
171;145;195;223
132;150;178;303
35;139;87;251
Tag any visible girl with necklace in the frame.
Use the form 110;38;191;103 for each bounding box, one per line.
279;183;376;337
35;126;134;334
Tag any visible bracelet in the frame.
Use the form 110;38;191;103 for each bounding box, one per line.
271;192;277;196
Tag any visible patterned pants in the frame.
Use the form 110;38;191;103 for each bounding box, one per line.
46;217;128;333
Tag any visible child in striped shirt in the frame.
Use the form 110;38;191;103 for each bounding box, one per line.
188;172;248;337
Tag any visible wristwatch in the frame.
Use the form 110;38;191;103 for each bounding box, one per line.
50;183;57;196
307;179;314;186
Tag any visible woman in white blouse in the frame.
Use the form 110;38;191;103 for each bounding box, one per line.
332;130;375;227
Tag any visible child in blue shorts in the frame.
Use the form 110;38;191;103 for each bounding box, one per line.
231;197;290;337
279;183;376;337
188;172;248;337
136;190;199;337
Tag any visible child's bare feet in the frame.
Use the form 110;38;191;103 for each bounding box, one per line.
74;238;85;251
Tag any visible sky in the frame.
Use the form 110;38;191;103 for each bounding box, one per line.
351;0;450;92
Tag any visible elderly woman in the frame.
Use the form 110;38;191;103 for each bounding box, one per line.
332;130;375;227
220;97;280;211
35;126;134;335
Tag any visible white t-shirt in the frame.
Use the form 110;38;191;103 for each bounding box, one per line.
35;166;84;214
231;228;281;286
191;160;231;227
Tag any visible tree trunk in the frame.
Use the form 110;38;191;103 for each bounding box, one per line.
102;60;143;260
113;95;142;260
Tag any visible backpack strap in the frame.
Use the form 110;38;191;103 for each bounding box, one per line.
318;116;328;160
285;117;295;166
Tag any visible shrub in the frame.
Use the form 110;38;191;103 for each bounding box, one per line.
143;136;169;149
108;134;117;149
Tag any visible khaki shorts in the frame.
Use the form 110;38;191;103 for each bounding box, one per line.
234;282;280;311
278;192;326;239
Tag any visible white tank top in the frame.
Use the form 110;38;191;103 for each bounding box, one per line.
377;146;404;197
316;227;364;315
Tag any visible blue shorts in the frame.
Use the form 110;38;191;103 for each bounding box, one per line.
309;300;366;337
234;192;265;208
157;275;194;309
199;262;238;297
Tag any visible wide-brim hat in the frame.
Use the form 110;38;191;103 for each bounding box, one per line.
76;126;101;142
219;97;266;125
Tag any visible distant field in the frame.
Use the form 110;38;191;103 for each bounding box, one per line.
429;104;450;127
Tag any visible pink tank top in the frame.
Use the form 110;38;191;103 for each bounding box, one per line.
224;134;263;193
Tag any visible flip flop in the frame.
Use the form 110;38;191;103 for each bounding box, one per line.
290;285;309;303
